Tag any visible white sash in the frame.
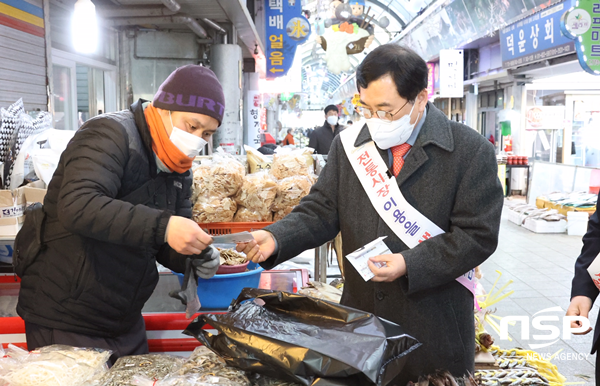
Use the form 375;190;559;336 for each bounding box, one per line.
340;125;478;302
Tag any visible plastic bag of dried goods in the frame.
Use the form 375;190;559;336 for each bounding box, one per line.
271;176;313;212
273;206;294;222
234;172;278;213
193;197;237;223
270;148;314;180
193;149;245;200
245;145;272;174
1;344;111;386
233;206;273;222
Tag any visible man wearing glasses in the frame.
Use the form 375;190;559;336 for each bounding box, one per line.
238;44;503;382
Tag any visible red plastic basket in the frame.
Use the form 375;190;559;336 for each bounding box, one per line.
198;222;273;235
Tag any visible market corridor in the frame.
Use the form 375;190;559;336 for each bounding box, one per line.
481;207;595;383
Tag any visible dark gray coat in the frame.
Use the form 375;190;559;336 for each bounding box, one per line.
263;103;504;383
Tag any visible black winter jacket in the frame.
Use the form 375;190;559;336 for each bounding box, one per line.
307;121;344;155
17;100;193;337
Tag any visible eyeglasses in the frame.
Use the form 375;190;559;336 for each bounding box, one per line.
355;100;410;122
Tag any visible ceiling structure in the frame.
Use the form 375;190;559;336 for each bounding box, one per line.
293;0;437;109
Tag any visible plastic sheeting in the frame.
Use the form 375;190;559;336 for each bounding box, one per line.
185;289;421;386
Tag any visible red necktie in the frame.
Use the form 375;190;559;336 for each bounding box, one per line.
391;144;412;177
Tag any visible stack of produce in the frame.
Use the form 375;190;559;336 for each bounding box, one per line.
192;150;245;223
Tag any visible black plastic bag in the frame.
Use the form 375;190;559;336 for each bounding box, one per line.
185;288;421;386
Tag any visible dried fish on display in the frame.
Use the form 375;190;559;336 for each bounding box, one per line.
96;354;185;386
1;345;111;386
218;248;247;266
247;373;302;386
178;347;250;385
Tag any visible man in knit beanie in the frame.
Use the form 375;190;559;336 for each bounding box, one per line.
17;65;225;364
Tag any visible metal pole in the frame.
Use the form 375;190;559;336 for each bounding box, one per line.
314;244;328;283
42;0;54;116
210;44;243;154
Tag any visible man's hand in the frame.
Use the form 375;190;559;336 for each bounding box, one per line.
166;216;212;255
236;230;276;264
566;296;593;335
368;253;407;282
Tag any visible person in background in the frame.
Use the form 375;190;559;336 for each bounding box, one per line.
346;120;353;128
237;44;503;383
308;105;345;154
283;128;295;146
17;65;222;364
567;194;600;385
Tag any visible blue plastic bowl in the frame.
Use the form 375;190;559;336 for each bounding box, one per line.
175;263;263;310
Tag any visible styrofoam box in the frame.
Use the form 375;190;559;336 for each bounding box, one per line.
523;218;567;234
567;212;589;236
507;209;525;226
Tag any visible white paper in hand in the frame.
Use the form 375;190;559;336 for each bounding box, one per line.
346;237;390;282
587;252;600;290
211;231;255;244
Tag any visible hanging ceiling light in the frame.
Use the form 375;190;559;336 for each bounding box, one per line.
72;0;98;54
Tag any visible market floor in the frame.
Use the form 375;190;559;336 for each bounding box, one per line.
481;209;596;384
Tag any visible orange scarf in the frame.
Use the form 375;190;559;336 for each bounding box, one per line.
144;104;193;174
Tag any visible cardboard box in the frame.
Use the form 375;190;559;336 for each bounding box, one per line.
23;180;46;204
0;187;25;219
536;197;551;209
558;205;596;217
0;216;24;237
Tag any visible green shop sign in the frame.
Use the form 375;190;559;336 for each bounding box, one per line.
561;0;600;74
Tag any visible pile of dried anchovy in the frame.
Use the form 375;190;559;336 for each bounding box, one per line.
179;347;250;385
96;354;185;386
218;248;247;266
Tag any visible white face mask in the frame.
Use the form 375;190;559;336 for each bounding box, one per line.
366;103;420;150
327;115;338;126
169;111;208;158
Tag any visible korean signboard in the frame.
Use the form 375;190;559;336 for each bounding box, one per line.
439;50;463;98
526;106;565;130
500;2;574;69
265;0;311;79
561;0;600;75
246;91;262;147
427;62;436;99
